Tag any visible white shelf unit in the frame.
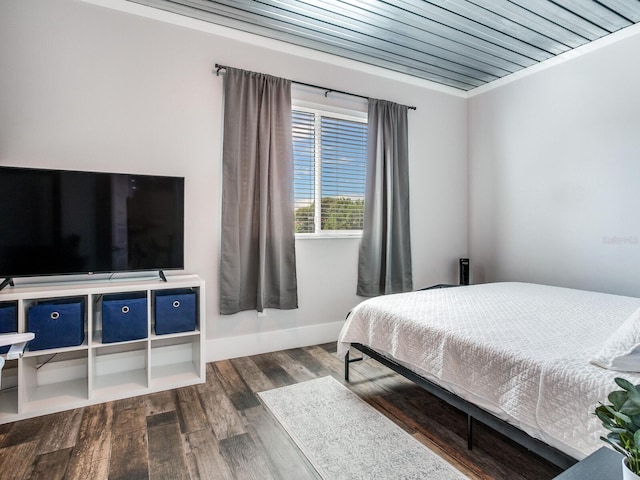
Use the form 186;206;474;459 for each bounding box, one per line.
0;274;205;424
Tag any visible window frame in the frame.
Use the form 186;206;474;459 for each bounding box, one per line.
292;100;368;240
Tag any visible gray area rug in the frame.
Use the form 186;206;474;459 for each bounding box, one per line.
258;376;468;480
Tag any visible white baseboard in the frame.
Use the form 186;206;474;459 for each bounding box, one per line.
204;321;344;362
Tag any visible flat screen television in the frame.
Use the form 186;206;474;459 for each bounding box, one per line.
0;166;184;286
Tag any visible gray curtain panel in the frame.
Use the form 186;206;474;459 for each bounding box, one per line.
357;99;413;297
219;67;298;314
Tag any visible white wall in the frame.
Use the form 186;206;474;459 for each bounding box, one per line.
468;29;640;296
0;0;468;360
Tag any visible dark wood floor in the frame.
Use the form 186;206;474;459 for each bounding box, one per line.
0;343;563;479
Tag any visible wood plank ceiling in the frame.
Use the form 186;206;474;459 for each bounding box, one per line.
128;0;640;91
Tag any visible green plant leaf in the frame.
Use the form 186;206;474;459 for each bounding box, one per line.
616;378;640;406
616;377;635;390
596;409;615;426
621;400;640;416
604;424;628;434
633;429;640;449
601;436;631;457
596;404;614;421
610;390;628;410
603;403;632;425
607;432;621;443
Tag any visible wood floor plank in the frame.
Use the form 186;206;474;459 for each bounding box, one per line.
144;389;177;417
0;416;44;448
247;352;296;388
285;347;334;377
175;385;208;434
304;344;346;377
218;432;276;480
214;360;261;411
471;417;561;480
147;411;189;480
29;447;73;480
229;356;275;393
36;408;83;454
0;422;13;437
0;440;38;480
113;395;145;412
378;390;500;470
270;350;316;383
305;344;388;398
196;363;246;441
318;342;338;353
65;402;113;480
108;406;149;480
184;427;234;480
242;405;320;480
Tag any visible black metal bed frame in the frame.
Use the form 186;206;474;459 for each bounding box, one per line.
345;342;578;471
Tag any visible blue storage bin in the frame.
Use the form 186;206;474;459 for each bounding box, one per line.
102;292;148;343
0;302;18;354
28;297;85;351
154;289;197;335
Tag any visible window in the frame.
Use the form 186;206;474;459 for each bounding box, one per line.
293;107;367;236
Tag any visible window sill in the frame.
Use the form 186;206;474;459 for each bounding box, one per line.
295;232;362;240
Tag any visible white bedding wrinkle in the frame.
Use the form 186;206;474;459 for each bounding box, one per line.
590;307;640;372
337;282;640;459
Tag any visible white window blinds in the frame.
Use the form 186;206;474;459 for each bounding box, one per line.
293;108;367;235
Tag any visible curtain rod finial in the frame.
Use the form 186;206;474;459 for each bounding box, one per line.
215;63;226;76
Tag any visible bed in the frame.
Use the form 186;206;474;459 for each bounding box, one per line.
337;282;640;468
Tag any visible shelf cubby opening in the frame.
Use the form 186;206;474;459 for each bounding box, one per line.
0;359;19;417
21;350;89;413
92;342;148;398
150;336;201;388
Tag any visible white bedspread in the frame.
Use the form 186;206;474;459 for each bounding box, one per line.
337;282;640;460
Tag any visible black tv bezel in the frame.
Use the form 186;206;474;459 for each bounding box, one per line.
0;165;185;285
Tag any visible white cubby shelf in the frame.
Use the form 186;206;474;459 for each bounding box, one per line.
0;274;205;424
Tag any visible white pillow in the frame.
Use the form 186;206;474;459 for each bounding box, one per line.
590;307;640;372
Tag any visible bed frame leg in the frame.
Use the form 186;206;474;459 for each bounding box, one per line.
344;347;364;383
467;415;473;450
345;351;350;382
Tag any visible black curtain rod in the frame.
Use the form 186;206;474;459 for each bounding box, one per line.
214;63;417;111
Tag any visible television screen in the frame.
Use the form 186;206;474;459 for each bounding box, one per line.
0;166;184;279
